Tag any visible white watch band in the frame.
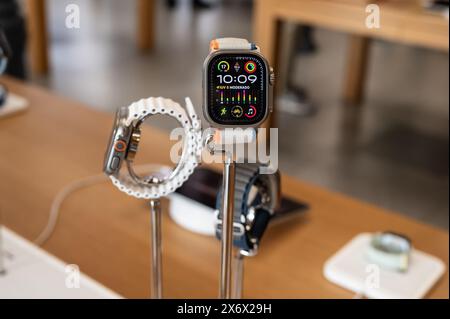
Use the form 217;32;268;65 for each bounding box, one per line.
210;38;259;52
110;97;202;199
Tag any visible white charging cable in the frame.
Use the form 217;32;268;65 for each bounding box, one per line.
34;164;169;246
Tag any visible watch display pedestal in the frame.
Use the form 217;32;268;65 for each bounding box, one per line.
323;233;446;299
169;167;308;236
149;199;163;299
0;227;121;299
0;93;28;118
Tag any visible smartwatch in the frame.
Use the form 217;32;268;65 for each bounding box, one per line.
0;84;7;107
366;231;412;272
203;38;275;128
0;29;11;74
103;97;202;199
215;163;281;255
0;29;11;107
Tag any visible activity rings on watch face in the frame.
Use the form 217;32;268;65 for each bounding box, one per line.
103;97;202;199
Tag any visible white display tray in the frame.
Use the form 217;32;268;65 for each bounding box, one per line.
323;233;446;299
0;93;29;118
169;193;216;236
0;227;121;299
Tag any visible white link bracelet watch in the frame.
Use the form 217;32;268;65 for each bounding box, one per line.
103;97;202;199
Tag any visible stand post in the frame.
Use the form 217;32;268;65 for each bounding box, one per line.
149;199;163;299
0;209;5;275
219;152;236;299
0;225;5;275
232;251;245;299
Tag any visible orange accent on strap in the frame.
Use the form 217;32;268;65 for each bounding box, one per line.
210;39;219;51
213;130;222;144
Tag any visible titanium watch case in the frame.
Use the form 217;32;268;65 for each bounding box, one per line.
202;49;274;128
103;107;135;176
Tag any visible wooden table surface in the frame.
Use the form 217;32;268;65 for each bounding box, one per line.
0;76;448;298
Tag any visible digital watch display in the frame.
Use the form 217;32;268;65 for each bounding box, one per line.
206;53;268;126
203;38;273;128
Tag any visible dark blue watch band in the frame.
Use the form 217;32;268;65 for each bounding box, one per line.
215;163;280;254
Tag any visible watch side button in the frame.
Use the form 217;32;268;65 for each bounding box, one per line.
269;67;275;86
114;140;127;152
110;156;120;170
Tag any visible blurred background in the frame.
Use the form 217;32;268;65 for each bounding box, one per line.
1;0;449;228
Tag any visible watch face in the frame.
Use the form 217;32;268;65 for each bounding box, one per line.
205;52;268;126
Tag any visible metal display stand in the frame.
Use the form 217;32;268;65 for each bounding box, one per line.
213;140;277;299
232;251;245;299
138;175;165;299
232;248;259;298
1;27;9;276
205;131;238;299
126;170;167;299
0;224;5;275
149;198;163;299
207;131;252;299
219;152;236;299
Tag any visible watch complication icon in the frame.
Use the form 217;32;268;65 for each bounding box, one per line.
244;105;257;119
244;61;256;74
231;105;243;118
234;62;241;73
218;61;230;72
220;107;227;116
65;264;81;289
